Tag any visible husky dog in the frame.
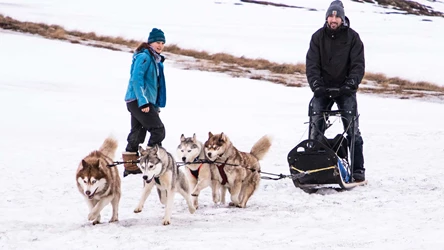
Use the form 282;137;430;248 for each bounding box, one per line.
134;145;196;225
76;137;120;225
176;133;220;208
204;132;272;208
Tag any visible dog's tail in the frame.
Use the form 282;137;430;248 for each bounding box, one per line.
250;135;272;160
99;136;118;160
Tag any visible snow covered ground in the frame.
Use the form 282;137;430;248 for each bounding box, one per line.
1;1;444;249
0;0;443;85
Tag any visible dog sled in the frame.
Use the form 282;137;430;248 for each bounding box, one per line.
287;88;368;192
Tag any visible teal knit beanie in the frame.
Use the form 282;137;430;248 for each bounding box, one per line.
147;28;166;44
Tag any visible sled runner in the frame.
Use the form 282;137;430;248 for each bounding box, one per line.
287;89;367;192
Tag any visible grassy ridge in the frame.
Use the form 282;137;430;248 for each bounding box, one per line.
1;14;443;100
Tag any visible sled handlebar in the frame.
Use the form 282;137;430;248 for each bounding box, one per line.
325;88;340;98
308;88;357;117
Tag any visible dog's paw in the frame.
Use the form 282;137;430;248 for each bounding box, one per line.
228;202;238;207
90;214;101;225
212;194;220;204
162;219;171;226
134;207;143;213
189;206;196;214
192;198;199;207
109;217;119;223
88;212;100;222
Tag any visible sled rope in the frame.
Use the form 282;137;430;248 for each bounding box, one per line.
259;171;294;180
176;159;240;167
177;159;292;181
291;165;336;174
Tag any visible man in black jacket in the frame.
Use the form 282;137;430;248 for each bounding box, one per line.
306;0;365;182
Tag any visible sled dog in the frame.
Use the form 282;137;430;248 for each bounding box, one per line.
176;133;220;208
76;136;120;225
134;145;196;225
204;132;272;208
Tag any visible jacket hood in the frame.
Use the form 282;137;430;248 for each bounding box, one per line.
345;16;350;27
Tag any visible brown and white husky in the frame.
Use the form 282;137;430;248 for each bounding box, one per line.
76;136;120;225
204;132;272;208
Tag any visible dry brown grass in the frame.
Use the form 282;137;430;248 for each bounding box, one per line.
164;44;305;74
364;72;444;93
0;14;140;47
364;72;387;83
1;14;442;101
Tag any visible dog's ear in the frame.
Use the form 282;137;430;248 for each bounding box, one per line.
95;159;101;169
154;144;159;154
78;160;87;172
208;132;213;138
81;159;90;169
220;132;226;142
192;133;197;142
180;134;185;142
138;145;145;155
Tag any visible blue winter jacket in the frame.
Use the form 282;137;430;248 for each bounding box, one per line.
124;49;166;108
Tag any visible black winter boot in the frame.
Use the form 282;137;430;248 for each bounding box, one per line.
352;137;365;182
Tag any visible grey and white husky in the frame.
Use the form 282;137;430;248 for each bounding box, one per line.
176;133;220;208
134;145;196;225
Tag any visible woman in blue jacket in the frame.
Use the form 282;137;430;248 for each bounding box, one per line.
122;28;167;176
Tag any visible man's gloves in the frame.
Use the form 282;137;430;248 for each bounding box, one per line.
339;85;354;96
312;79;326;98
339;79;358;96
312;78;358;97
314;86;327;97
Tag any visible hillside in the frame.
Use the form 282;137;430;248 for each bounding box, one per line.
241;0;444;17
1;13;443;103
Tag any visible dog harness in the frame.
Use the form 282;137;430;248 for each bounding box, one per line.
154;177;161;185
189;163;203;179
216;159;229;185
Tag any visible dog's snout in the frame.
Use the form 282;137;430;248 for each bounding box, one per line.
207;152;212;158
143;175;148;180
85;190;91;196
182;157;186;162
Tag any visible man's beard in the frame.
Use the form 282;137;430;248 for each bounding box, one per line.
328;22;340;30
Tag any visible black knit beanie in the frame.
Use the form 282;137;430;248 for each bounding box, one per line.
325;0;345;21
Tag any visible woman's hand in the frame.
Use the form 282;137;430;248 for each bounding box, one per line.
141;106;150;113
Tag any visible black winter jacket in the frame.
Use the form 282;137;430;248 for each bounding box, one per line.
306;17;365;90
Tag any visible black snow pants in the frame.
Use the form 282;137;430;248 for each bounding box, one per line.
309;93;365;173
125;101;165;152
